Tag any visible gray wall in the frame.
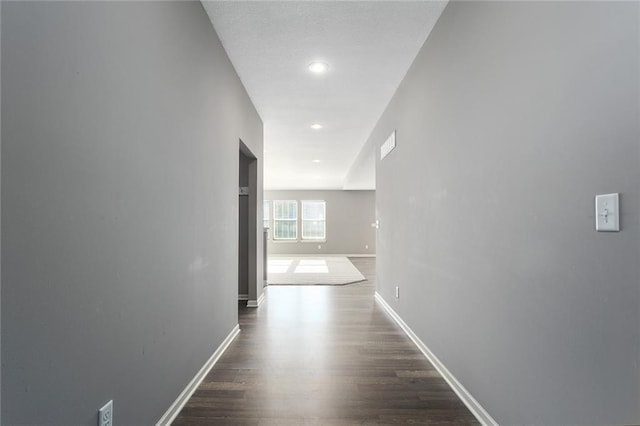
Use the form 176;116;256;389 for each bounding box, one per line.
370;2;640;425
1;2;263;424
265;190;376;255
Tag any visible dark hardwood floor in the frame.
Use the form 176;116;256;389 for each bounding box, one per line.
173;258;479;425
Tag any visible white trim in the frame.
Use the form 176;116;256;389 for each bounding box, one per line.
155;325;240;426
238;293;249;301
246;290;266;308
374;292;498;426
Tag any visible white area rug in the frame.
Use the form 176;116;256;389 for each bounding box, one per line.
267;256;366;285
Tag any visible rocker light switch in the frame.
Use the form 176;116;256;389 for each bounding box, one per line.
595;193;620;232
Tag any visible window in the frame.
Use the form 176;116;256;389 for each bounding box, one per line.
302;200;326;240
263;200;270;229
273;200;297;240
271;199;327;241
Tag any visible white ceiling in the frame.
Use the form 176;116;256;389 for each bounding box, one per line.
202;1;447;190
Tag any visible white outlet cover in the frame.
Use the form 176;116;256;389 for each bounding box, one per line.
99;400;113;426
595;193;620;232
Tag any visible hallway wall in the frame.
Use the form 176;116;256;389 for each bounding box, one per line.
1;2;262;424
370;1;640;424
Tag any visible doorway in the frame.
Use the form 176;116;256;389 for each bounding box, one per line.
238;141;259;306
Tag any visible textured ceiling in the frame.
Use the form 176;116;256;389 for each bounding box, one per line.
203;1;447;190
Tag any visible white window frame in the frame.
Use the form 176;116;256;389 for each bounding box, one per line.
301;200;326;241
273;200;298;241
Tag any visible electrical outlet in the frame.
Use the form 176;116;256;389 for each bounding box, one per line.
395;286;400;299
365;244;369;249
317;245;321;249
99;400;113;426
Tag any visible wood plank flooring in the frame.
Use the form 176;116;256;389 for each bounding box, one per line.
173;258;479;425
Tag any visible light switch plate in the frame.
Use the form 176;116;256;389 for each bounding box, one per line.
595;193;620;232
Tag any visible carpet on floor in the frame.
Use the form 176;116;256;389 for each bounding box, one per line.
267;256;366;285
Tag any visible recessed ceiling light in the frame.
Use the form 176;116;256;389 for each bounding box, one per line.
310;123;323;130
308;61;329;74
312;159;321;163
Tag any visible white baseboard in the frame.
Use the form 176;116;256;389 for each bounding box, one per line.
374;292;498;426
155;325;241;425
246;290;266;308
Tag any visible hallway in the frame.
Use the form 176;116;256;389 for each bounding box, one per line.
174;258;478;425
